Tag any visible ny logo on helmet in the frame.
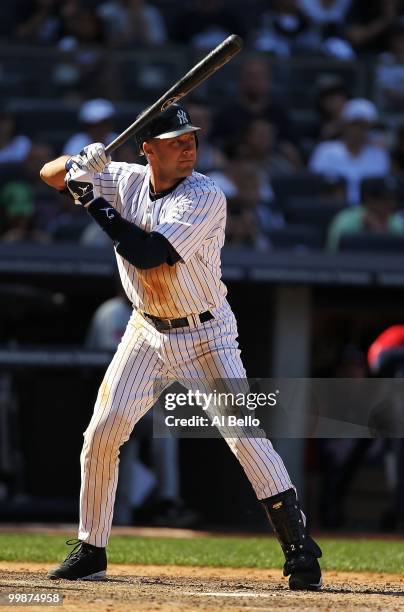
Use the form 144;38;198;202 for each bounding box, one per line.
177;110;188;125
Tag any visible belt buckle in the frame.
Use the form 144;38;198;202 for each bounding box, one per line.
166;319;172;329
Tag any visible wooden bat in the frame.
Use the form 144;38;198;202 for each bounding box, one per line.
105;34;243;154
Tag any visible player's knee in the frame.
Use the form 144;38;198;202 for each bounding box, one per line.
83;411;135;454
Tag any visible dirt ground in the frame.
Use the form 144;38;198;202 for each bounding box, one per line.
1;562;404;612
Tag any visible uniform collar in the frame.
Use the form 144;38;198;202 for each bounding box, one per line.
148;177;185;201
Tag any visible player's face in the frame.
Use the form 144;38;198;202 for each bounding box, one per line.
145;132;197;186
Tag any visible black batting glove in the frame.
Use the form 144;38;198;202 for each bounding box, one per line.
65;167;100;206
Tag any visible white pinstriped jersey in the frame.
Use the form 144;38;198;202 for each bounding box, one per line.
94;162;228;318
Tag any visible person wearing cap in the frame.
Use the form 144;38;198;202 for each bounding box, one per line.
40;103;323;590
309;98;391;204
63;99;117;156
327;175;404;250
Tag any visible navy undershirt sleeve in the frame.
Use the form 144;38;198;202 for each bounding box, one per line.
86;197;181;269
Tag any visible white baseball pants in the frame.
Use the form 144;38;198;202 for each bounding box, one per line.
78;301;293;546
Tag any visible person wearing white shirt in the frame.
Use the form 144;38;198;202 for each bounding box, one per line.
98;0;167;46
309;98;390;204
63;99;117;156
0;111;31;164
298;0;351;26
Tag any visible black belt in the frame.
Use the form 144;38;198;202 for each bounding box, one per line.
142;310;213;331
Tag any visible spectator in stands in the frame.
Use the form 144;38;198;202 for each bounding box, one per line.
297;0;354;59
237;117;302;177
54;3;116;99
86;292;200;528
19;143;65;232
187;99;227;173
14;0;61;44
391;124;404;174
214;158;282;251
327;176;404;251
171;0;246;48
345;0;403;56
298;0;352;29
0;141;71;237
98;0;167;47
376;21;404;112
309;98;390;204
367;326;404;532
0;181;49;244
58;3;107;50
0;111;32;164
313;75;350;142
213;56;295;156
316;344;370;528
251;0;319;56
63;99;117;155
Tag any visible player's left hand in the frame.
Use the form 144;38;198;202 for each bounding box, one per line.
65;167;100;206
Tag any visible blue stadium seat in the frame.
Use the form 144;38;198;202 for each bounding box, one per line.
268;225;324;250
339;233;404;253
271;172;341;207
284;198;348;233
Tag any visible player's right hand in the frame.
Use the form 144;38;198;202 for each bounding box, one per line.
65;142;111;174
65;167;100;206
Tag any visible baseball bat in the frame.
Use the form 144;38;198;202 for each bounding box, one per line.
105;34;243;154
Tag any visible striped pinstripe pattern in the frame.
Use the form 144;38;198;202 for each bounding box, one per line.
78;162;293;547
78;302;292;547
93;163;227;318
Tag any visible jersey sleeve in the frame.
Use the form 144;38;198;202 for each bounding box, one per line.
92;162;144;213
153;186;226;262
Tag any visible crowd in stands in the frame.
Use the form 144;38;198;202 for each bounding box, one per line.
1;0;404;252
3;1;404;531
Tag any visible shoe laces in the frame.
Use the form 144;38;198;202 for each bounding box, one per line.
65;539;88;561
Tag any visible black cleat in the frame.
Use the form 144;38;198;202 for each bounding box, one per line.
261;488;323;591
283;537;323;591
48;539;107;581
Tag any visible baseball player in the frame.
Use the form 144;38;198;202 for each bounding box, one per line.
40;103;322;590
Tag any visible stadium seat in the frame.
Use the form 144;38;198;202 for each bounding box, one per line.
51;218;91;243
268;225;324;250
0;163;25;185
284;199;348;233
393;174;404;208
7;99;79;139
272;60;363;111
271;172;340;207
120;52;185;101
339;233;404;253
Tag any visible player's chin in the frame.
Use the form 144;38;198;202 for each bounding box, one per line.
177;161;195;176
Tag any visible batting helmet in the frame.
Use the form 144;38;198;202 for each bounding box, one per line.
135;103;200;154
